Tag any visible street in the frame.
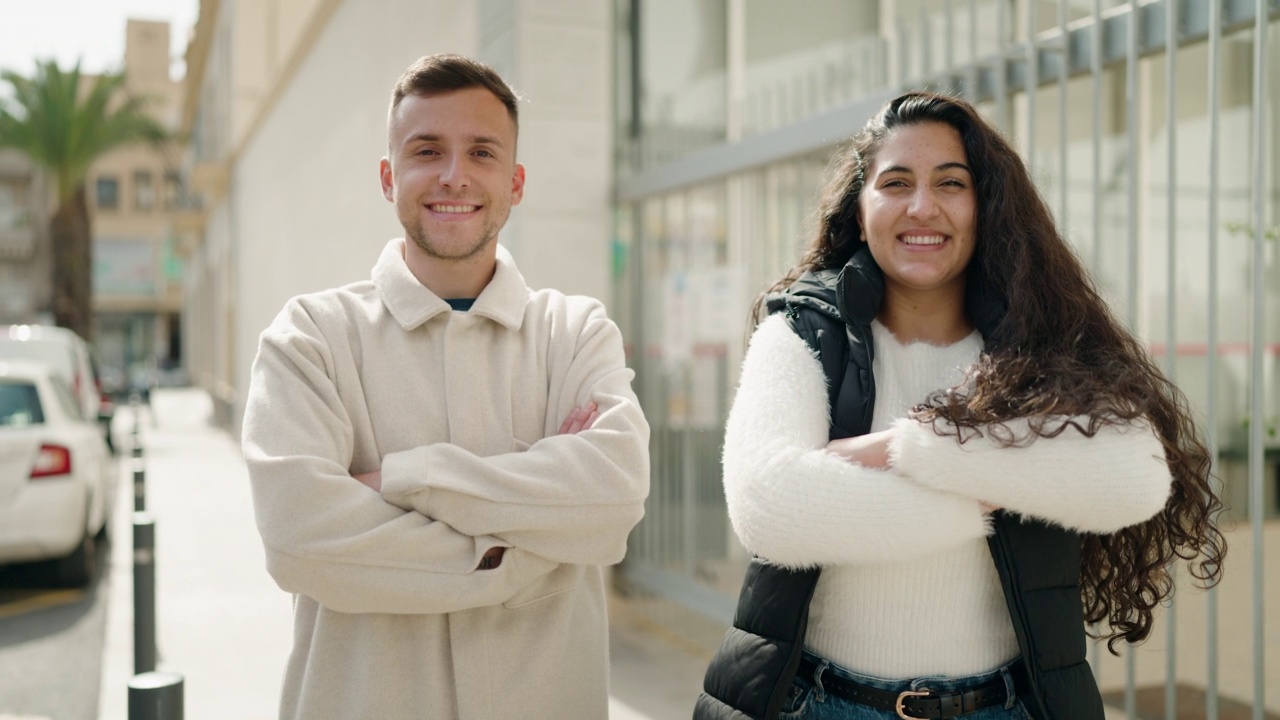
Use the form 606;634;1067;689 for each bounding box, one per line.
0;511;113;720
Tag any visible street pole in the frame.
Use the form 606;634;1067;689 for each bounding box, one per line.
128;671;183;720
130;391;146;511
133;512;157;674
132;455;146;512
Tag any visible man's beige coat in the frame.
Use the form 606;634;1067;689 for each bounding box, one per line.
242;240;650;719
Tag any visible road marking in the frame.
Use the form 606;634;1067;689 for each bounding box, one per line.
0;589;84;619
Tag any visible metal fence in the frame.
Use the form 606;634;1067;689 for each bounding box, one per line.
614;0;1279;717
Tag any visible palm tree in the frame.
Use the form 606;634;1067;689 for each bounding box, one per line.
0;60;167;341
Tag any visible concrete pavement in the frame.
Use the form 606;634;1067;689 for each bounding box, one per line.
96;387;706;720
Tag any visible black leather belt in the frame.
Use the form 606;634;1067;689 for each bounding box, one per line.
796;657;1030;719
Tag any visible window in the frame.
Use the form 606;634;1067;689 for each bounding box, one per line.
164;171;181;209
96;176;119;210
0;184;18;230
134;170;154;211
0;381;44;426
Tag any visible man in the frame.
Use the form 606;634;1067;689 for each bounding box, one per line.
241;54;650;720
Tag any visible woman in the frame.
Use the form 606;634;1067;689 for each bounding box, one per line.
695;92;1225;720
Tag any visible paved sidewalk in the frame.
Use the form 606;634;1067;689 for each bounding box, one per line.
98;390;292;720
97;387;706;720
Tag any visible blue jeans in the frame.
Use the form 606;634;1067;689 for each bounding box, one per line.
778;650;1036;720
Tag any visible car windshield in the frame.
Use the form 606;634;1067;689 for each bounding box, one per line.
0;380;45;427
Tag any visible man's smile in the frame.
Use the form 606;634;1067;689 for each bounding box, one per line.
426;203;480;213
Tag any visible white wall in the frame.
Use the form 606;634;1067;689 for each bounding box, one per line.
492;1;613;303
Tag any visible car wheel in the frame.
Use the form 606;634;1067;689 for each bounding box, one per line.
51;529;96;587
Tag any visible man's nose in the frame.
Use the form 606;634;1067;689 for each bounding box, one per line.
439;155;469;188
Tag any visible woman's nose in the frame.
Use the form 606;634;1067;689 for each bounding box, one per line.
907;188;939;219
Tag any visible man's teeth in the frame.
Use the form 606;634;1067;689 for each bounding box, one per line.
901;235;945;245
430;204;478;213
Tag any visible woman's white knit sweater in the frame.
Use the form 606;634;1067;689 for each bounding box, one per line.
723;315;1174;679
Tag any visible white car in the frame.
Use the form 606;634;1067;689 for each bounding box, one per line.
0;324;114;452
0;359;114;586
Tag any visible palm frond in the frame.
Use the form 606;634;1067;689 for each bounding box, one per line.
0;58;170;203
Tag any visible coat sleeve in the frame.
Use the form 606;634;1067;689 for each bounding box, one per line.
378;303;650;566
888;415;1172;533
243;300;558;615
722;314;991;569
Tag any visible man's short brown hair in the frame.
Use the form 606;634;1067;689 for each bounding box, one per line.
389;54;519;132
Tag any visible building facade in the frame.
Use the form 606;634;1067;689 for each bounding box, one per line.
1;20;184;392
0;150;51;323
612;0;1279;716
89;19;187;393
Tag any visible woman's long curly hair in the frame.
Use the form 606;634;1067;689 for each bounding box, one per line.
758;91;1225;652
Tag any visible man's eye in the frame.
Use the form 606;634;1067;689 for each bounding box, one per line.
474;150;494;158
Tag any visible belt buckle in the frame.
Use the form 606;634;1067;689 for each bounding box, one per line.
895;689;930;719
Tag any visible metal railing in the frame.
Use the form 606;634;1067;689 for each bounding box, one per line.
614;1;1278;717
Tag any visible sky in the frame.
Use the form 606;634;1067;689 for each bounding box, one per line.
0;0;200;80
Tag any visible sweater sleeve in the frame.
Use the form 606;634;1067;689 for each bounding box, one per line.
379;304;650;566
888;415;1172;533
243;300;558;615
722;314;992;569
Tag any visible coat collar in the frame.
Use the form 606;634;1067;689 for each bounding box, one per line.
373;239;529;331
768;244;1006;344
838;244;1006;343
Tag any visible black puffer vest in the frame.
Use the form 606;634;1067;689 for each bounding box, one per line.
694;248;1104;720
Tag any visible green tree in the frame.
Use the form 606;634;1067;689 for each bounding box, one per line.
0;60;167;341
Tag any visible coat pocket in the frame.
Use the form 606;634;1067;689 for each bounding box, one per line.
503;563;581;609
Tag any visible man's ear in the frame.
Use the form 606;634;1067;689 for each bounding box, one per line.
509;163;526;207
379;158;394;202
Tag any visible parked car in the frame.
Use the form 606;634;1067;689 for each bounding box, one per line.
0;324;115;453
0;360;114;586
88;349;118;453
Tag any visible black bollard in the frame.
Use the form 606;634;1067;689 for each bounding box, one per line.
128;671;184;720
132;456;146;512
133;512;157;674
130;393;142;445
